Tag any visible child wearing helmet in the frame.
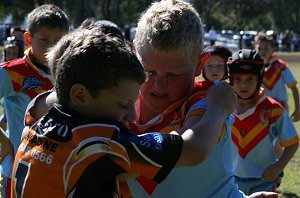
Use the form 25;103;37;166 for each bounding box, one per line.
201;45;232;81
228;49;299;195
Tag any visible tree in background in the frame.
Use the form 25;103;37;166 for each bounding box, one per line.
0;0;300;33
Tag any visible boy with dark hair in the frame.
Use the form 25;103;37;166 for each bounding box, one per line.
11;27;236;197
228;49;299;194
0;4;69;197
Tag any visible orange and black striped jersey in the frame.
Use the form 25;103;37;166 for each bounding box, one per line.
11;104;182;198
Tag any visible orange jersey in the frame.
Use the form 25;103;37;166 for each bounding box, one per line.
11;105;182;198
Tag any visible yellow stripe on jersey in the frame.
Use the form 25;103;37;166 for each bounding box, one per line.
232;123;268;148
280;136;300;147
6;69;24;85
287;81;297;88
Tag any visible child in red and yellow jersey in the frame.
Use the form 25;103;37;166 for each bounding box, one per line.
256;33;300;122
228;49;299;195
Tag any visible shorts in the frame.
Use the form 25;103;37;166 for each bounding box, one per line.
234;176;277;195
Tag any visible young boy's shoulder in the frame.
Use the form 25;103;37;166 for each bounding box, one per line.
271;58;288;68
1;57;27;68
264;96;285;110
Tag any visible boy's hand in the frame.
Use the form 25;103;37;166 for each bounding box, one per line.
207;81;236;115
261;163;283;181
0;134;14;163
291;109;300;122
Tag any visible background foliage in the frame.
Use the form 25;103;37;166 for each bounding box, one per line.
0;0;300;32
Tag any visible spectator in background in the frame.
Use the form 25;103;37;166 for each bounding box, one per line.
10;26;26;56
3;36;23;61
208;26;218;46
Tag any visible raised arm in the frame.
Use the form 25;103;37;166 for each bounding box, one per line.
175;81;236;166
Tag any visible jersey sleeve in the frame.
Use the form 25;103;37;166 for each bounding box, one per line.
23;90;50;126
0;66;15;98
271;110;299;147
119;131;183;183
282;67;297;88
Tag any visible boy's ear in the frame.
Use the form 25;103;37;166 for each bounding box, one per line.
69;84;89;107
23;32;32;46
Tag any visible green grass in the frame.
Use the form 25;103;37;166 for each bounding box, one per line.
275;53;300;198
0;52;299;197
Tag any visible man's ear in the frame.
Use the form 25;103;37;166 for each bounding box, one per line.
69;84;89;107
23;32;32;46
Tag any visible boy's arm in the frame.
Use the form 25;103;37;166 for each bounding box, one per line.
290;85;300;122
175;81;236;166
0;127;14;163
261;142;299;181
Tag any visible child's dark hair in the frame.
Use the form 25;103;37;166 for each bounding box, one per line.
79;18;124;40
255;33;275;47
27;4;69;35
52;28;145;105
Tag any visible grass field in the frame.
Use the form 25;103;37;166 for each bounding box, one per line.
273;52;300;198
0;52;299;197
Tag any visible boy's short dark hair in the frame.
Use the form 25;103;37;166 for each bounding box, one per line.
51;28;145;105
79;18;124;40
27;4;69;35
